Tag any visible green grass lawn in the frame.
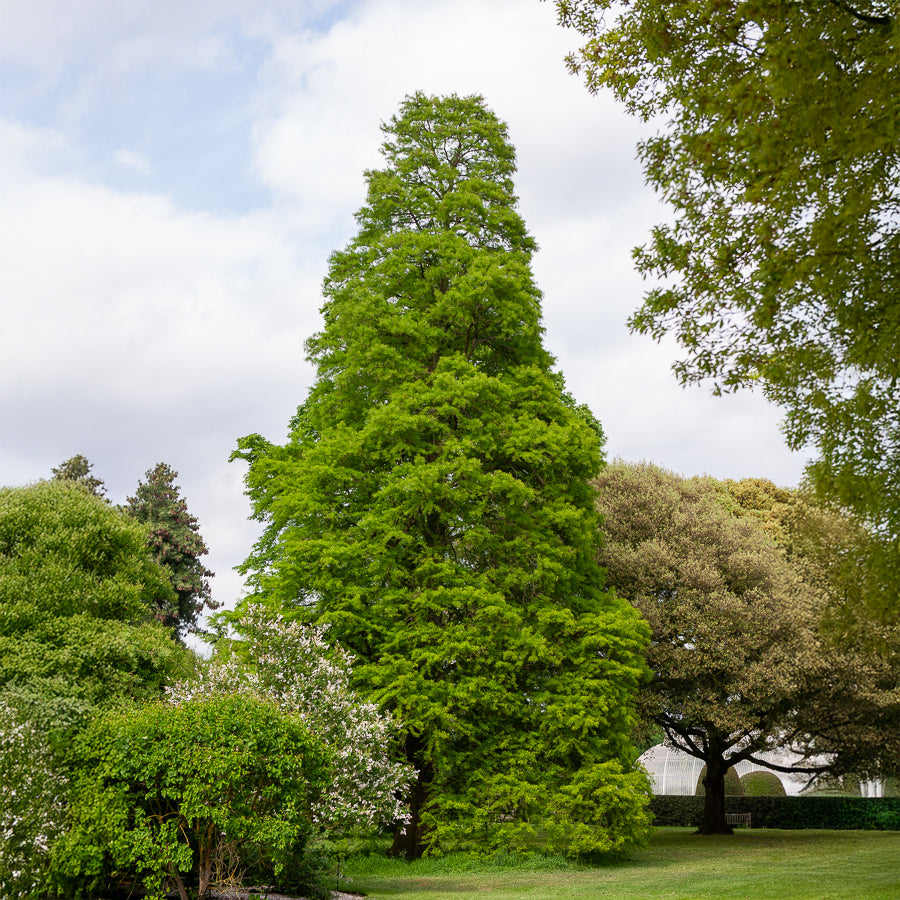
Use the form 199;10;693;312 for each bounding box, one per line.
339;828;900;900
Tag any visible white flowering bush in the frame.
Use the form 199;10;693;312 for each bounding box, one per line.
0;699;67;900
167;606;412;833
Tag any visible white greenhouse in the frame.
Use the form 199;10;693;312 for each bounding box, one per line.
637;743;821;797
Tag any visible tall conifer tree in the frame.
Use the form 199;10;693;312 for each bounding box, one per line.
125;463;215;638
234;93;650;856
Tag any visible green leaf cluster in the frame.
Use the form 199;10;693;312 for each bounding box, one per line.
48;695;331;900
556;0;900;540
0;481;191;731
233;93;650;856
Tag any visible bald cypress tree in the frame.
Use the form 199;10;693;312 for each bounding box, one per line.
234;93;650;857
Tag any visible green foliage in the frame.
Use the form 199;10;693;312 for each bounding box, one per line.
51;454;106;499
802;775;862;797
556;0;900;542
649;796;900;831
0;480;173;625
125;462;215;637
0;481;192;734
0;480;198;897
742;771;787;797
721;478;900;784
593;462;826;833
233;93;650;857
48;696;331;900
0;699;67;900
0;616;192;739
169;606;413;834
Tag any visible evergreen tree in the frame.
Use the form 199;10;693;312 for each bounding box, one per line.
233;93;650;857
51;454;106;499
125;463;215;638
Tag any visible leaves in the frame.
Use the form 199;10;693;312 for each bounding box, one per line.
233;93;650;855
49;696;331;900
557;0;900;538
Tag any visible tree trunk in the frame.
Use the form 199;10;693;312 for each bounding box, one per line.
390;735;433;858
696;755;734;835
168;867;189;900
390;766;432;858
197;822;217;897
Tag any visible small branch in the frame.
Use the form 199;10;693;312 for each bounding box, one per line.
827;0;893;26
742;753;829;775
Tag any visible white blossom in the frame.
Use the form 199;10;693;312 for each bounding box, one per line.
0;701;67;900
167;606;412;831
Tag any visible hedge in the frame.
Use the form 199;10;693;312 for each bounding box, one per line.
649;795;900;830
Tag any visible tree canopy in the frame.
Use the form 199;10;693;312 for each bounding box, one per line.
556;0;900;540
125;462;215;637
721;477;900;787
593;462;827;834
0;480;194;898
233;92;651;857
51;454;107;499
0;480;192;724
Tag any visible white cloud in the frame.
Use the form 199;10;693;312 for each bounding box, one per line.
0;0;808;617
113;148;153;175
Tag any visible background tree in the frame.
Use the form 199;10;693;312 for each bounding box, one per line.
233;93;651;857
0;480;193;898
51;454;106;499
593;462;827;835
721;477;900;788
555;0;900;541
125;462;215;637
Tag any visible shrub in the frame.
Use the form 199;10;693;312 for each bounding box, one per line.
0;700;67;900
741;771;787;796
694;766;744;796
649;795;900;829
170;606;413;835
47;696;331;900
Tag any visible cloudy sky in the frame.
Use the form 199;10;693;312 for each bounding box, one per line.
0;0;809;617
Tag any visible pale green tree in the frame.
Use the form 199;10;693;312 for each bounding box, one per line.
593;462;828;834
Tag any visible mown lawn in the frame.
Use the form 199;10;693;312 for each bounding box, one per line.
340;827;900;900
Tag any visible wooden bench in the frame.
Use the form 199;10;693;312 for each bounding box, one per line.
726;812;752;828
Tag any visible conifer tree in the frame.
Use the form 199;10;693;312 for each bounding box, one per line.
125;463;215;638
51;454;106;499
233;93;650;857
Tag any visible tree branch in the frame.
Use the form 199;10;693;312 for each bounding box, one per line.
827;0;893;26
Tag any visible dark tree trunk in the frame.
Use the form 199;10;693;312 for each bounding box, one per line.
389;735;433;858
389;769;430;858
696;754;734;835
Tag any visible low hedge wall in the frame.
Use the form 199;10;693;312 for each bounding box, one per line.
649;795;900;830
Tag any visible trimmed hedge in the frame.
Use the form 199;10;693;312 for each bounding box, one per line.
694;766;744;796
650;795;900;830
741;771;786;797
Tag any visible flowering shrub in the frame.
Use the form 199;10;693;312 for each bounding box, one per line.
167;606;412;833
0;699;67;900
